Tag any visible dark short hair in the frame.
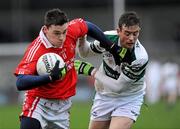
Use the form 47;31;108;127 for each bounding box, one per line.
44;8;69;27
118;11;140;28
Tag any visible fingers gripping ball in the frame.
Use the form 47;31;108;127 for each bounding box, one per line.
36;53;67;80
74;60;94;76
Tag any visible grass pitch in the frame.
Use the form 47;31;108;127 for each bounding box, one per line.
0;100;180;129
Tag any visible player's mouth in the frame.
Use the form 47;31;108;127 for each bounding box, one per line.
58;41;64;45
126;43;134;48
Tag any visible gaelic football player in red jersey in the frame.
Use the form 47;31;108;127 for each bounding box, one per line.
14;8;124;129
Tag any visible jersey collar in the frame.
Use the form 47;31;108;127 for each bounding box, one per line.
118;37;121;47
39;27;54;48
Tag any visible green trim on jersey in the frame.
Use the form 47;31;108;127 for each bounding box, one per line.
103;31;120;79
119;48;127;59
105;33;119;45
103;60;120;80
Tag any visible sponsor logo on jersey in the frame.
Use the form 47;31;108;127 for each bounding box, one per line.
103;60;120;80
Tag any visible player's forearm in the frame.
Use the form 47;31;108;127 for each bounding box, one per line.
16;74;51;91
86;21;113;50
77;38;103;58
77;37;91;58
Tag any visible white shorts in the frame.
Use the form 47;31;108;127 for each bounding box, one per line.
21;96;72;129
90;93;144;122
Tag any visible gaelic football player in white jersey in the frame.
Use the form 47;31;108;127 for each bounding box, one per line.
75;11;148;129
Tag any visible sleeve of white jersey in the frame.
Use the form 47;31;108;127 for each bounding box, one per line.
76;37;94;58
76;37;105;58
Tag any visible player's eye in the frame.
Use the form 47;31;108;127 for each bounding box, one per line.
54;32;61;36
133;32;139;36
124;32;130;36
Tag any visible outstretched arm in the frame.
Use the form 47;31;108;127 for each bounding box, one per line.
74;60;129;92
77;36;105;58
74;59;148;92
86;21;113;50
85;21;128;65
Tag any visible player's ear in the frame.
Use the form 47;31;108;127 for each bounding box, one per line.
43;25;48;34
117;27;121;34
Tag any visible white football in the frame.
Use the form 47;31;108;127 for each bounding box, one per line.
36;53;65;75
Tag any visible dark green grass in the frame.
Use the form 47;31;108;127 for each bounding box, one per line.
0;105;21;129
0;101;180;129
133;101;180;129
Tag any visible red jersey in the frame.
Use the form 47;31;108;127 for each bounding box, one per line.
14;18;88;99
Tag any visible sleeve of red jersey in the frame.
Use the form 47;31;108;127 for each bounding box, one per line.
14;51;37;76
68;18;88;38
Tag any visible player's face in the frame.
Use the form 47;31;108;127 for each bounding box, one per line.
117;24;140;49
44;23;68;47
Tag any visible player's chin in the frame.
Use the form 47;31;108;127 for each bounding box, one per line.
126;44;134;49
55;42;64;47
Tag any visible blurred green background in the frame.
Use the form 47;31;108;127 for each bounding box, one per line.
0;100;180;129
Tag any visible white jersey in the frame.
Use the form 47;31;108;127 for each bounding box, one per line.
77;30;148;97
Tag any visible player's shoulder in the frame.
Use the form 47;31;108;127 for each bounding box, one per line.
104;30;119;42
134;39;146;51
27;36;42;49
67;18;87;37
25;37;46;57
134;39;148;61
68;18;85;26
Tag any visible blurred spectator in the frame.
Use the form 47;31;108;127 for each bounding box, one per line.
146;60;161;104
177;70;180;99
159;61;179;109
